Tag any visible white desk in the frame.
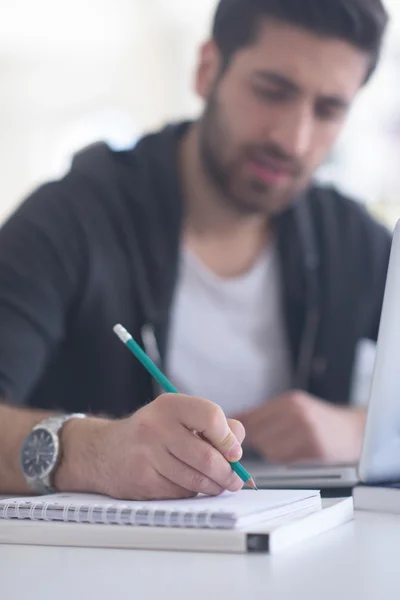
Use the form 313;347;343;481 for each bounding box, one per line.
0;510;398;600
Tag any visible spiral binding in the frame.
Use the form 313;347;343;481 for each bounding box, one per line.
0;498;230;529
62;503;70;523
87;503;96;524
129;507;138;526
101;503;109;525
16;502;25;521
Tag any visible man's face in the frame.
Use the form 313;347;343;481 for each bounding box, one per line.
195;20;371;216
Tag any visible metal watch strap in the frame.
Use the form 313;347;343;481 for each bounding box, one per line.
32;413;86;435
30;413;86;494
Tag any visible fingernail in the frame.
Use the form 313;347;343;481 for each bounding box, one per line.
228;444;242;462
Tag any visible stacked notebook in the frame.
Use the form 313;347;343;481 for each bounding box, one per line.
353;483;400;514
0;489;353;554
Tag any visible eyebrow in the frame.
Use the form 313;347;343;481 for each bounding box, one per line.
253;70;350;110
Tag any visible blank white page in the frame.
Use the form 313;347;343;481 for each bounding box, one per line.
0;489;320;518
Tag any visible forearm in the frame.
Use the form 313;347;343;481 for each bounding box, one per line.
0;403;53;494
53;415;111;495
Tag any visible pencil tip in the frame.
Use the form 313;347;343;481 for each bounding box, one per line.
246;478;259;491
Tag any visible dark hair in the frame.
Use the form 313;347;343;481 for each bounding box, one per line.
212;0;389;83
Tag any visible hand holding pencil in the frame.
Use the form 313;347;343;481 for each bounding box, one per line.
55;325;254;501
55;391;247;501
114;325;257;490
112;393;247;500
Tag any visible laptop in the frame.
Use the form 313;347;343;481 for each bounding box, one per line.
241;459;359;490
358;219;400;485
243;220;400;491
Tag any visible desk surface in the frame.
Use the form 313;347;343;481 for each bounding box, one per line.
0;510;398;600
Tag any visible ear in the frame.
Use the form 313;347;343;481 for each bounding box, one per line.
195;41;222;101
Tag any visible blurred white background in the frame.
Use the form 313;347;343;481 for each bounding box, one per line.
1;0;400;227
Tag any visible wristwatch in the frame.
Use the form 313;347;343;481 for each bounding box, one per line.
20;414;86;494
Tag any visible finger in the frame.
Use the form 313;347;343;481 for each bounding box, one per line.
242;414;297;453
239;399;288;429
247;411;299;445
242;408;292;444
265;435;320;464
246;399;312;450
171;395;243;462
227;419;246;446
134;471;197;501
243;395;305;438
247;423;291;451
259;437;304;463
167;426;243;492
276;442;315;464
151;474;198;500
156;450;224;497
249;425;306;463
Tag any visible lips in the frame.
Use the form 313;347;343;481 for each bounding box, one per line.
247;159;293;185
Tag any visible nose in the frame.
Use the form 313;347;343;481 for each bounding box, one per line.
268;104;313;159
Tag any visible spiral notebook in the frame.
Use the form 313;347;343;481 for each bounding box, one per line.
0;489;320;530
0;492;355;554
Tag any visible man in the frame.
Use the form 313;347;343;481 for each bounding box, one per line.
0;0;391;500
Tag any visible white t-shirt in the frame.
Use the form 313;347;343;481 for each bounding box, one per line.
166;243;292;417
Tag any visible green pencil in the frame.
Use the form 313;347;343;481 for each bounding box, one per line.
113;324;257;490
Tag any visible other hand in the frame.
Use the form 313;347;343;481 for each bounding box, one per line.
236;391;366;465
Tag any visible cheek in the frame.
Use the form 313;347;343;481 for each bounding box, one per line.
221;85;271;144
307;123;343;171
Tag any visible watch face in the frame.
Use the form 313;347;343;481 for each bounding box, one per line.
20;428;57;480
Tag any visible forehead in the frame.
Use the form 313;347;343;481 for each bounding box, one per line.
229;19;371;100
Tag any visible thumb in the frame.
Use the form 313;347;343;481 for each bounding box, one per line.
198;418;244;462
214;418;244;463
227;419;246;447
199;421;244;462
174;396;244;463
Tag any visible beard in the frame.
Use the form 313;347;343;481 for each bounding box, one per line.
198;86;305;217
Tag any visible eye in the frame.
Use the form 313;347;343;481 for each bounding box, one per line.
315;102;346;122
252;85;288;103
